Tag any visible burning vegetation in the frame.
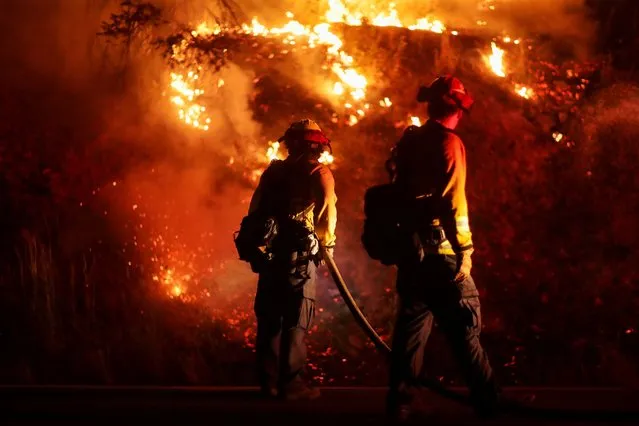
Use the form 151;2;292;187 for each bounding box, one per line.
128;0;598;299
0;0;638;386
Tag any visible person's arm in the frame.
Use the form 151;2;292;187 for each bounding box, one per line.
312;165;337;249
439;136;474;281
440;135;473;252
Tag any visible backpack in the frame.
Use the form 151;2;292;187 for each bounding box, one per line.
233;214;278;273
361;183;409;266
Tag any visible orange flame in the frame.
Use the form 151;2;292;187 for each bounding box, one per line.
486;42;506;78
169;72;211;131
266;141;284;162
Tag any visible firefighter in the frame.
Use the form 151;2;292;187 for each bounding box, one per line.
247;119;337;400
385;76;499;421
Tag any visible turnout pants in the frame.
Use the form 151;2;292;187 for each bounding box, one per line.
389;254;498;411
254;257;316;391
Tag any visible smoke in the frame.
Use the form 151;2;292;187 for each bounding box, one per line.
0;0;262;304
397;0;596;57
580;82;639;184
213;63;262;151
572;82;639;264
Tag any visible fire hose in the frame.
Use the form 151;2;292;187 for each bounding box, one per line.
320;247;639;421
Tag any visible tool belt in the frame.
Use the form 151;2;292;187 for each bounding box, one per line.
417;225;447;247
271;219;320;280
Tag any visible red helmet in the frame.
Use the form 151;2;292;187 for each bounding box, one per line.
416;75;474;112
278;119;331;152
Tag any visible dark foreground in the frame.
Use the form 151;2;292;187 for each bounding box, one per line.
1;386;638;425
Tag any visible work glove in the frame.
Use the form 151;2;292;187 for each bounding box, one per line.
454;249;473;284
318;246;335;266
324;246;335;259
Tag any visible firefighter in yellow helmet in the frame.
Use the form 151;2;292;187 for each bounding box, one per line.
384;76;499;421
244;119;337;400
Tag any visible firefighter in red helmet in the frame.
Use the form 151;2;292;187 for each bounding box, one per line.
385;76;499;421
245;119;337;400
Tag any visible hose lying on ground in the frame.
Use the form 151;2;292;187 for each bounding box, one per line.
321;248;639;421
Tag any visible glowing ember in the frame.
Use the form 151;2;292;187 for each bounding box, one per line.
410;116;422;126
486;42;506;78
379;97;392;107
169;72;211;131
552;132;564;143
318;151;335;165
515;84;534;99
153;266;188;299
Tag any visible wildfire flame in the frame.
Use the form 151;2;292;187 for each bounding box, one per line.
325;1;445;33
166;1;455;138
486;42;506;78
484;43;539;100
153;267;187;298
169;72;211;131
266;141;283;162
153;1;583;301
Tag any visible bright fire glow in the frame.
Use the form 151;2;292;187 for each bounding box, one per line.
379;97;392;107
408;18;446;33
410;116;422;126
515;84;534;99
266;141;284;162
169;72;211;131
152;266;190;300
319;150;335;164
326;1;445;33
486;42;506;78
166;1;454;137
240;17;369;124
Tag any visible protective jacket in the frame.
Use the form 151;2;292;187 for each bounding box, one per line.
248;156;337;250
390;120;473;255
